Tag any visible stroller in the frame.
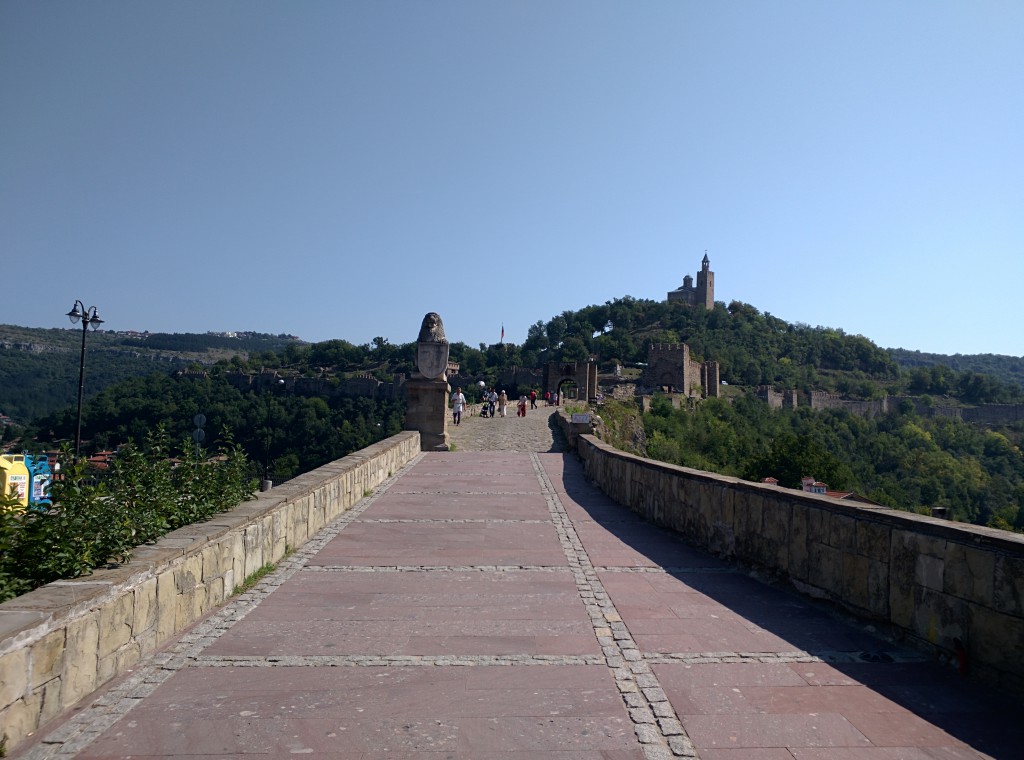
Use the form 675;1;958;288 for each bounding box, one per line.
478;401;491;418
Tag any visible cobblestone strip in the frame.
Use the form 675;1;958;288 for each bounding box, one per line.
20;455;424;760
530;454;696;760
644;649;928;665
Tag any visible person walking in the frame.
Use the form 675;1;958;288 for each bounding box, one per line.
529;389;537;409
518;394;528;417
488;388;498;418
451;386;467;426
498;390;508;418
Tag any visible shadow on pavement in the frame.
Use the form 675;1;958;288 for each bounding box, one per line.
549;451;1023;759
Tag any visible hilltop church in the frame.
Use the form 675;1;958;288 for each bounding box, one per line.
667;253;714;309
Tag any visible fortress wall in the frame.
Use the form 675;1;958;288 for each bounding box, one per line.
961;404;1024;425
756;386;783;409
0;432;422;753
557;413;1024;695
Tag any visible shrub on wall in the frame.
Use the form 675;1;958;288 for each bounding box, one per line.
0;426;256;601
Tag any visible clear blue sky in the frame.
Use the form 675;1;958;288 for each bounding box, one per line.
2;1;1021;356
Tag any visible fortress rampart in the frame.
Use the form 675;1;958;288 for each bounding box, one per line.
555;412;1024;696
0;432;421;752
643;343;719;398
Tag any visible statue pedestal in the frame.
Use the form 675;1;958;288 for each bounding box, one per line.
404;376;450;451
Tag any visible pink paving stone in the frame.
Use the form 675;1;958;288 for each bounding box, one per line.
682;712;872;749
388;474;537;492
789;749;980;760
419;451;539;474
363;491;552;519
843;710;972;748
205;569;599;656
700;751;804;760
737;684;902;715
632;620;797;653
656;662;810;689
309;520;568;566
78;665;639;759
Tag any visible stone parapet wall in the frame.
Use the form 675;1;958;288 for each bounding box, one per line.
554;412;1024;695
0;432;421;752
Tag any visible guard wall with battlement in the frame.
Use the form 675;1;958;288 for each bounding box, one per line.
643;343;719;398
555;414;1024;696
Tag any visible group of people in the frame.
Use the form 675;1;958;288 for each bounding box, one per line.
450;387;551;425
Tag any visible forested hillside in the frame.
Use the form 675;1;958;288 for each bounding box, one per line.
28;372;403;481
890;348;1024;391
0;325;298;423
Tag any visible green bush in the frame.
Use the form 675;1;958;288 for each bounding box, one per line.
0;427;256;602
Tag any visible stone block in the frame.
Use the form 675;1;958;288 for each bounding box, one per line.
30;629;65;689
242;525;264;578
133;577;158;637
903;530;947;560
808;542;841;596
0;646;29;706
133;629;157;660
156;570;177;641
969;607;1024;681
916;554;944;592
994;553;1024;616
911;588;966;646
175;585;208;632
841;553;870;611
97;591;134;660
944;542;994;605
829;512;857;552
270;510;287;558
115;640;142;674
207;575;225;609
202;541;223;581
62;612;99;705
889;529;917;591
789;503;809;580
856;520;890;562
0;609;47;648
867;558;890;618
0;693;41;749
36;675;63;724
806;508;829;548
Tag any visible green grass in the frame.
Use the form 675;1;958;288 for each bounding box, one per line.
230;545;293;597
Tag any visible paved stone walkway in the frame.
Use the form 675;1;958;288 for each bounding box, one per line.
12;423;1022;759
448;403;565;453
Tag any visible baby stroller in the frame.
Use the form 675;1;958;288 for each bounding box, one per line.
478;401;491;418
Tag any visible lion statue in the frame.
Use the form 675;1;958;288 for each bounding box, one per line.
417;312;448;344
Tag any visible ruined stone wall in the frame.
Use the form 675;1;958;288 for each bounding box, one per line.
554;414;1024;696
756;386;783;409
961;404;1024;425
701;361;720;398
607;382;637;400
0;432;422;753
643;343;689;391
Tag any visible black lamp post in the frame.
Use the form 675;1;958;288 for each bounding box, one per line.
66;300;104;463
